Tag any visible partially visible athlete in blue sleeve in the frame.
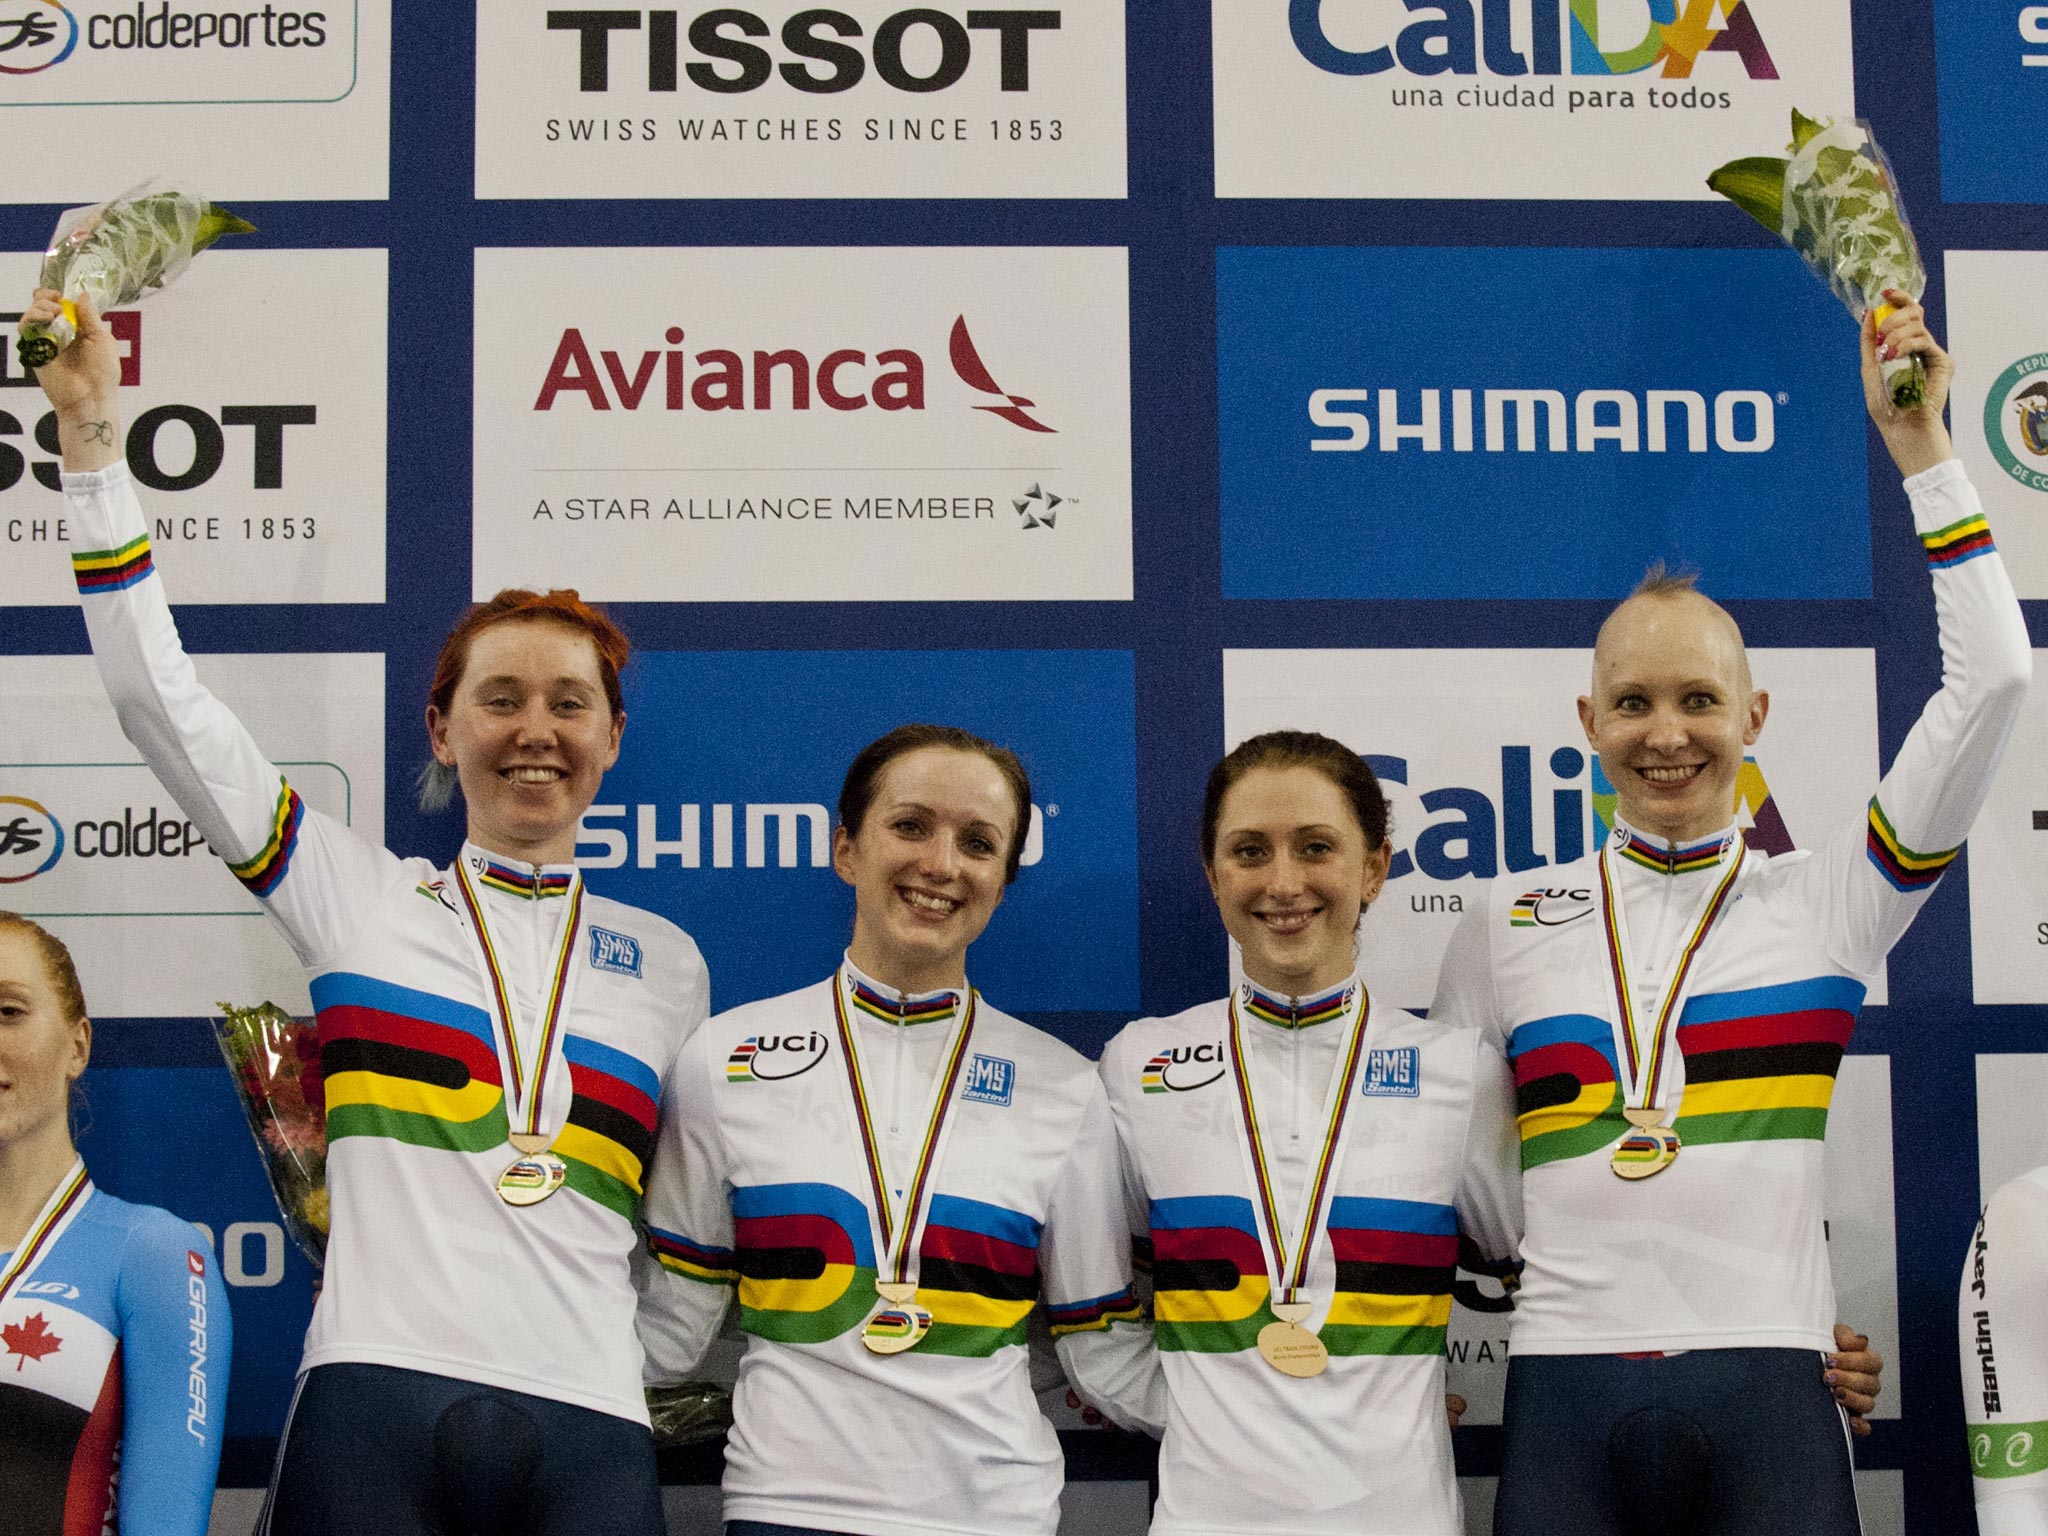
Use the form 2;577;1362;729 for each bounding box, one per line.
0;911;230;1536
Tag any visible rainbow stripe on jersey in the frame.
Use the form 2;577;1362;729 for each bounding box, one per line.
1921;513;1995;570
1508;1014;1625;1169
1238;980;1352;1029
475;859;573;899
1613;828;1732;876
1149;1195;1452;1356
1865;796;1959;892
310;972;658;1220
71;534;154;594
226;781;303;898
1672;976;1862;1146
846;979;960;1026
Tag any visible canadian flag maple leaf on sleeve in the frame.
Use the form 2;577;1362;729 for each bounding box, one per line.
3;1312;63;1369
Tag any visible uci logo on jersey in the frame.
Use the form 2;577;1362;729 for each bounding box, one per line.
725;1031;829;1082
962;1054;1016;1107
1140;1042;1225;1094
1508;886;1594;928
1361;1047;1420;1098
589;927;643;977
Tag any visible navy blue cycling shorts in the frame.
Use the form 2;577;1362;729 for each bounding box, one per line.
1494;1348;1861;1536
263;1361;662;1536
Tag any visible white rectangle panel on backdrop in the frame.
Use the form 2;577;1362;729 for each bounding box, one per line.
1445;1054;1900;1422
1976;1055;2048;1202
0;0;390;200
1;249;389;605
1967;650;2048;1004
0;653;384;1017
1223;646;1885;1010
1213;0;1856;200
474;2;1126;199
1946;252;2048;600
472;246;1133;601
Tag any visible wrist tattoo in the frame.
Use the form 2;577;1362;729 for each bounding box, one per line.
81;419;113;446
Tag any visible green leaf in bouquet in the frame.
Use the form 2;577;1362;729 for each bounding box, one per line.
1705;156;1788;235
1788;108;1827;153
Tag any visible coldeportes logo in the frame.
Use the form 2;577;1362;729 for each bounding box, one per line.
1307;386;1777;455
0;796;65;883
0;1;79;72
725;1030;830;1082
533;314;1054;433
1140;1041;1224;1093
1291;0;1778;81
545;7;1061;94
1984;352;2048;495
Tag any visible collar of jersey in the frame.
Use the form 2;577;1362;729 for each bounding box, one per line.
1607;819;1740;877
841;954;964;1027
1236;975;1359;1029
460;841;579;899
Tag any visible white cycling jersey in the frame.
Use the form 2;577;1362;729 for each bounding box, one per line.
1433;458;2029;1356
1962;1167;2048;1536
637;959;1152;1536
64;464;710;1423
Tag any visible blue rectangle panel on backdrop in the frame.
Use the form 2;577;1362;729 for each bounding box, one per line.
1218;247;1871;600
1936;0;2048;203
583;650;1139;1016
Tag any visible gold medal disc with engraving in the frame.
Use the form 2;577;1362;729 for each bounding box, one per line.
861;1280;932;1355
497;1148;568;1206
1257;1301;1329;1378
1611;1107;1680;1181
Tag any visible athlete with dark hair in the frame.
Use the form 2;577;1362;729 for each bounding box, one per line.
27;285;709;1536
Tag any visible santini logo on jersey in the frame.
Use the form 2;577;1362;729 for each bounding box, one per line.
962;1053;1015;1107
1141;1042;1225;1094
1509;886;1594;927
1360;1047;1421;1098
726;1031;830;1082
589;926;644;977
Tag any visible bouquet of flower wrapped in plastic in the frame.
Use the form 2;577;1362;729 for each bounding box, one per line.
212;1001;329;1267
1709;111;1927;409
17;179;255;370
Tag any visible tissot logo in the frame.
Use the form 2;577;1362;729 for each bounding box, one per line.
546;7;1059;94
531;314;1051;433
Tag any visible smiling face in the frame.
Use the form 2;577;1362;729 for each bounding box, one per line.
1578;590;1770;844
1205;765;1391;998
833;746;1019;995
0;927;90;1158
425;618;624;866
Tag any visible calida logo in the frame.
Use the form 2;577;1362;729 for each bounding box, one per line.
1376;748;1794;916
1140;1041;1225;1093
725;1030;830;1082
1291;0;1779;83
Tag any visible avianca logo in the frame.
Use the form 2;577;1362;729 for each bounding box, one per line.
532;314;1055;432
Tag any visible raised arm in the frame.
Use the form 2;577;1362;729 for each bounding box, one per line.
1813;294;2032;974
27;288;396;967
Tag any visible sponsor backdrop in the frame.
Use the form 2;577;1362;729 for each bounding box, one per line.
0;4;2041;1533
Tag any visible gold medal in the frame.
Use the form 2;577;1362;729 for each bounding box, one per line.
1257;1300;1329;1378
861;1281;933;1355
1611;1106;1680;1180
497;1149;567;1206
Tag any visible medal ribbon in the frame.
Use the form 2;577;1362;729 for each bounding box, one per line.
453;853;586;1142
831;971;977;1287
1226;986;1371;1308
0;1158;91;1309
1597;830;1745;1114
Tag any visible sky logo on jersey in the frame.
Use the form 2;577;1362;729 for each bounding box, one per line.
725;1031;830;1082
1360;1047;1421;1098
1141;1042;1225;1094
1936;2;2048;202
1289;0;1780;81
1218;247;1867;599
731;1181;877;1344
583;650;1137;1012
1507;1014;1624;1169
962;1054;1016;1107
588;926;643;977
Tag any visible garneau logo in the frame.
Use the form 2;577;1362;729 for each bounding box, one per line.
1308;388;1777;455
579;802;1046;870
534;316;1053;433
546;8;1060;94
185;1250;209;1441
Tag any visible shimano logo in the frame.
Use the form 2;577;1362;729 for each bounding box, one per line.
579;802;1045;870
1308;388;1777;455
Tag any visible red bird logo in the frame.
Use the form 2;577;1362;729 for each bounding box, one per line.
949;318;1056;434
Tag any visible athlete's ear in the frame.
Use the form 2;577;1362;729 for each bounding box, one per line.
831;823;858;889
603;708;625;769
1744;689;1770;746
426;704;456;767
1359;839;1392;909
1576;694;1597;745
66;1014;91;1083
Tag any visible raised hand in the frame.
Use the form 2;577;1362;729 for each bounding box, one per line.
22;286;122;472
